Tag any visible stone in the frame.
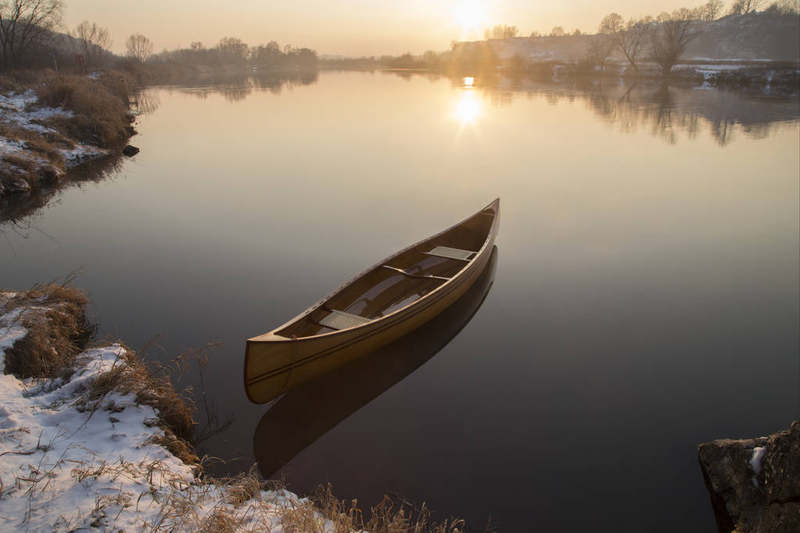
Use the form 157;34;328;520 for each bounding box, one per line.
5;178;32;194
698;422;800;533
122;145;140;157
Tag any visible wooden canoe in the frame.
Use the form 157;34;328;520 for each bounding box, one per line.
253;246;498;476
244;198;500;404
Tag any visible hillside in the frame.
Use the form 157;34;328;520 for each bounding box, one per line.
485;12;799;64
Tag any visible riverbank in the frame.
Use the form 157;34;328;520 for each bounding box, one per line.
0;71;137;199
0;285;463;532
698;423;800;533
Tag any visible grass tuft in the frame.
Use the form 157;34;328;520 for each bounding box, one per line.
35;74;134;148
2;283;93;379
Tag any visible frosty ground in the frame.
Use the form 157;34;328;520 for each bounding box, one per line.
0;287;464;532
0;289;328;532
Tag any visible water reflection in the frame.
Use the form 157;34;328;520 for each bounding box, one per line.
440;72;799;145
254;246;497;479
165;71;320;102
454;90;482;126
0;154;124;231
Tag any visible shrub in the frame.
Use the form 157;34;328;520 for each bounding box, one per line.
2;283;93;379
35;74;133;147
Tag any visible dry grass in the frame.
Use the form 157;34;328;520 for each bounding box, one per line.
35;73;134;148
85;347;199;465
2;283;470;531
2;282;94;379
1;70;134;197
310;484;466;533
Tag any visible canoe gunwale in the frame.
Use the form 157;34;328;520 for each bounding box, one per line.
247;198;500;345
245;248;494;387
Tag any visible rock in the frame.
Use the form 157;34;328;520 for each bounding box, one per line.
698;422;800;533
122;145;140;157
39;164;64;184
4;178;32;194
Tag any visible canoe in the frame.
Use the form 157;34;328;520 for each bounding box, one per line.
244;198;500;404
253;246;498;476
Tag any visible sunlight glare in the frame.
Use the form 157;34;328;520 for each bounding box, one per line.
456;2;487;32
463;76;475;87
454;90;482;125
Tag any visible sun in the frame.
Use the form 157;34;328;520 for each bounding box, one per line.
456;2;487;32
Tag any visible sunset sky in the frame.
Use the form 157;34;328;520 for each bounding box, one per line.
64;0;709;56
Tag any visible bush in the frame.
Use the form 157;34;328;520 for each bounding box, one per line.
35;74;134;147
2;284;94;379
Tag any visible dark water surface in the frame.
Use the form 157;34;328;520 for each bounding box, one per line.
1;72;798;531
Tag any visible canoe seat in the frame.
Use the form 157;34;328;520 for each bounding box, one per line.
318;309;372;331
425;246;477;261
382;265;451;282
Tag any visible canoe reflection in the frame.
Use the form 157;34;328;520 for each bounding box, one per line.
253;246;498;478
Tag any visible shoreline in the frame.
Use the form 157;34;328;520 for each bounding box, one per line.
0;285;464;531
0;70;139;201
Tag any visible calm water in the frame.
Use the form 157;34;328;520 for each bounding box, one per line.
2;71;798;531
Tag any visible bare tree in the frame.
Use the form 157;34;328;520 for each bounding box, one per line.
73;20;111;66
700;0;724;20
216;36;248;64
729;0;765;15
649;10;698;75
599;13;650;73
0;0;63;69
485;25;518;39
585;33;617;72
125;33;153;63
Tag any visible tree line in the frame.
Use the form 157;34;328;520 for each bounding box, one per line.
151;39;318;70
590;0;798;74
482;0;798;42
0;0;317;72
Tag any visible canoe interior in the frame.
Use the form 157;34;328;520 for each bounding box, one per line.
277;204;497;339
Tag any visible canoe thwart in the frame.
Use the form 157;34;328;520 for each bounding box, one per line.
318;309;372;331
425;246;477;261
382;265;452;282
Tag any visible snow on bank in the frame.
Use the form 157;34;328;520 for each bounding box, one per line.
0;297;325;532
0;90;108;169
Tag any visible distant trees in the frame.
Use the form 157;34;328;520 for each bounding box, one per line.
0;0;63;70
766;0;800;14
598;13;650;73
217;36;248;64
699;0;725;20
650;10;699;74
125;33;153;63
550;26;566;37
585;33;617;72
151;38;318;71
73;21;111;66
729;0;764;15
485;25;518;39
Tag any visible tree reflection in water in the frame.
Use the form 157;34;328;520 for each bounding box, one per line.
439;73;798;146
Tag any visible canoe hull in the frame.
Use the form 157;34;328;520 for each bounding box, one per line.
245;199;499;404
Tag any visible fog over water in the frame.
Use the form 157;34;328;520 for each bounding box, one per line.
1;71;798;531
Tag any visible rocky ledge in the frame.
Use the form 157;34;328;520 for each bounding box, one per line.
698;422;800;533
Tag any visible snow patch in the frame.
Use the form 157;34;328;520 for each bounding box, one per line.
0;297;321;532
750;446;766;487
0;90;72;134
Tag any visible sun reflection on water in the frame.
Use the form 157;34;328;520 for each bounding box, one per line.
454;90;482;125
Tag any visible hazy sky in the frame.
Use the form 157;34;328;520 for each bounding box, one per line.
64;0;708;56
